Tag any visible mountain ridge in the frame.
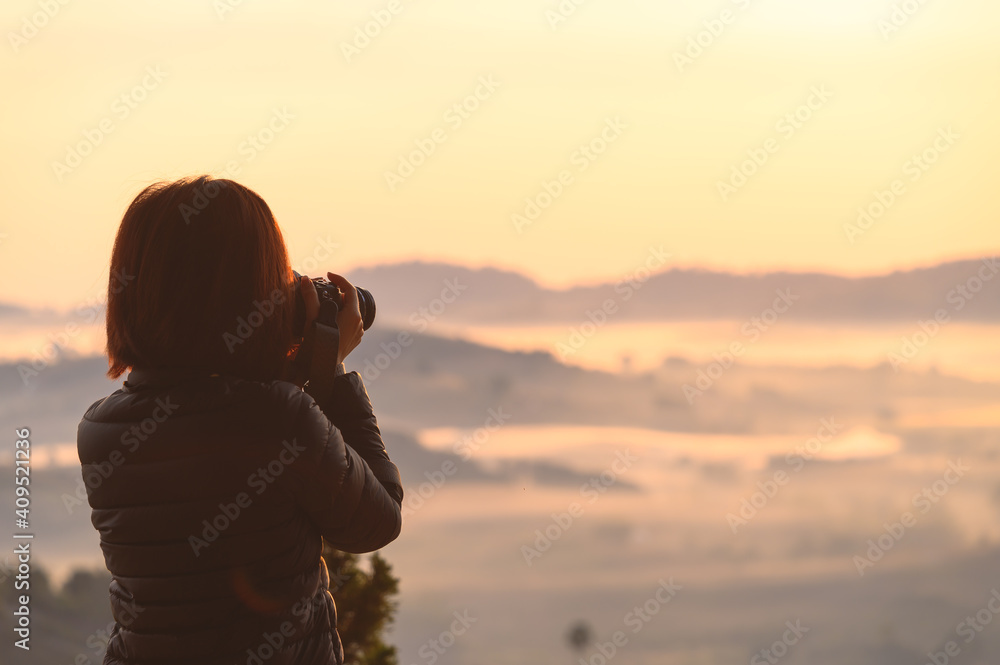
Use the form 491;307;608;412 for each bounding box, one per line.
344;256;1000;322
3;256;998;323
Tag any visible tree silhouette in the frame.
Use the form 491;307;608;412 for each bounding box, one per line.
323;544;401;665
567;620;593;653
0;557;401;664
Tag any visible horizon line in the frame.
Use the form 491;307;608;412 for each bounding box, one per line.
337;250;1000;290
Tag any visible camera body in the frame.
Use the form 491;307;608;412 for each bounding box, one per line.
292;271;376;337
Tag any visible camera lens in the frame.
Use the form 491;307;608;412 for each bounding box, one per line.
291;271;376;334
356;287;376;330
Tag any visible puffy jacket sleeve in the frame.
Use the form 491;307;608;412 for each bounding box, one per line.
307;371;403;503
278;371;403;553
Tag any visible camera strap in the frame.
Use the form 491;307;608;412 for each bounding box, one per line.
305;299;341;398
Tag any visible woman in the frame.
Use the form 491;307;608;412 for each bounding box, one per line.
77;176;403;664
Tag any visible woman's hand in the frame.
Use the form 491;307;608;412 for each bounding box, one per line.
325;272;364;365
298;272;364;366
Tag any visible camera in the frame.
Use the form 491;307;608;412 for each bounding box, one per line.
292;271;376;337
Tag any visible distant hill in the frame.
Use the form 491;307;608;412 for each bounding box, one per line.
345;257;1000;323
4;258;998;327
0;347;642;487
4;329;999;447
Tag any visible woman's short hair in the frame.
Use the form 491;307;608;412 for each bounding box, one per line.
106;176;295;381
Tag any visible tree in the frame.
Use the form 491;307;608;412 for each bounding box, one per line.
323;544;401;665
567;620;593;655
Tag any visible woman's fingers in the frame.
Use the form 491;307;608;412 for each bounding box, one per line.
324;273;359;314
323;272;364;364
300;275;319;333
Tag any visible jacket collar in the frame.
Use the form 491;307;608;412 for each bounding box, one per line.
124;366;221;390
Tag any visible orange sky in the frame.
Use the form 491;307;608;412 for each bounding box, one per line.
2;0;999;309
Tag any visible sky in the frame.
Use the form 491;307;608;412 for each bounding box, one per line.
2;0;999;310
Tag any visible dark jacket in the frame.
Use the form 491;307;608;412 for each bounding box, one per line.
76;366;403;665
